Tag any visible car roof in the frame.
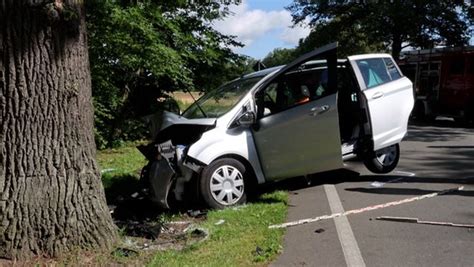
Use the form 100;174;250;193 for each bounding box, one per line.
241;59;349;80
242;65;284;79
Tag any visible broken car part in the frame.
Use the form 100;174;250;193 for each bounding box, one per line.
375;216;474;229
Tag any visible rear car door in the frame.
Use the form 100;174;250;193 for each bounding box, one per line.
347;54;414;150
252;43;343;180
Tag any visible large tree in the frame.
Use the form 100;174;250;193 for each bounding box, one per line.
0;0;116;259
289;0;473;58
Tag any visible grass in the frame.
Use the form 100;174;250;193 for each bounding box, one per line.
150;191;288;267
96;142;147;188
95;144;288;266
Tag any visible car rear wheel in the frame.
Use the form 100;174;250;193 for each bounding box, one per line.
200;158;247;209
363;144;400;174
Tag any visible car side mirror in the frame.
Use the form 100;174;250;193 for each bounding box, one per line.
237;111;256;126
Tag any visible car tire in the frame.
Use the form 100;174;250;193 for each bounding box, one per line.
363;144;400;174
200;158;247;209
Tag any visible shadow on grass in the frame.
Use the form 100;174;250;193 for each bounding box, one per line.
103;173;166;239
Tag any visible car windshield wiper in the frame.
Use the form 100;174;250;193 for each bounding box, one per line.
184;88;207;118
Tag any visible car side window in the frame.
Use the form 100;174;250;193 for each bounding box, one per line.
356;58;392;89
384;58;402;80
258;60;335;117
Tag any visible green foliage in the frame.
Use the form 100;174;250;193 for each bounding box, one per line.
288;0;473;58
86;0;247;148
262;48;298;68
295;21;385;58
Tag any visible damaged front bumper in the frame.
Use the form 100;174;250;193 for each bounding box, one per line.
139;140;203;209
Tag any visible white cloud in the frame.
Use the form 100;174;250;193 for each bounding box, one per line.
213;0;310;46
280;23;311;46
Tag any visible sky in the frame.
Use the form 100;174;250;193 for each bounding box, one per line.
213;0;310;60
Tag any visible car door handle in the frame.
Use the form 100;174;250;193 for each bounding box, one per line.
309;105;330;116
372;91;384;99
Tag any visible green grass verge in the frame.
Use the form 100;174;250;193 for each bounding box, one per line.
150;191;288;267
97;143;147;188
97;144;288;266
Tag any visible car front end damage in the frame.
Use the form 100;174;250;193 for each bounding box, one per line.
138;112;216;209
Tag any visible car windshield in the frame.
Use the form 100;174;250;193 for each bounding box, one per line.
181;76;263;119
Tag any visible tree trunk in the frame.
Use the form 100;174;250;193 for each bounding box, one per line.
0;0;117;259
391;33;402;59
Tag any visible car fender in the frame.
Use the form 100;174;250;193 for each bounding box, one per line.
186;127;266;184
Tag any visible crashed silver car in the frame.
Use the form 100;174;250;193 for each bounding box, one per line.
138;43;414;209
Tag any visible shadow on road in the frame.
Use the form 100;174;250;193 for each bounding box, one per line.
410;118;474;129
258;168;474;198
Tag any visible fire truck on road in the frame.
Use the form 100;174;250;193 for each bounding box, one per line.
398;46;474;124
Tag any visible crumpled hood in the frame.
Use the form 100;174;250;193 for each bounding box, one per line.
160;111;216;130
145;110;216;142
151;111;216;145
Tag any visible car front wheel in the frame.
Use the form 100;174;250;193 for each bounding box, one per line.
363;144;400;174
200;158;247;209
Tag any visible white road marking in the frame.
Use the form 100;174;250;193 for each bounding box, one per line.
269;186;463;229
324;184;366;267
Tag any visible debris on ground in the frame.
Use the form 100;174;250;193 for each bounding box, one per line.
108;205;117;214
117;220;209;252
101;168;116;174
215;219;225;225
370;177;404;188
112;247;139;258
187;227;209;242
314;228;325;234
187;209;207;218
254;246;264;256
116;220;162;240
375;216;474;229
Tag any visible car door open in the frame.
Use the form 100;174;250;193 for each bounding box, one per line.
252;44;343;180
348;54;414;150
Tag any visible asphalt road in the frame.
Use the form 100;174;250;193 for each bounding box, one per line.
272;120;474;267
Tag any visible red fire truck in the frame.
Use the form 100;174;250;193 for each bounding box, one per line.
398;46;474;124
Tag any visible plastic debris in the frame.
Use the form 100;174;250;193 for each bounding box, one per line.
215;219;225;225
108;205;116;214
112;247;139;257
376;216;474;229
254;246;264;256
187;209;207;218
370;177;404;188
314;228;325;233
101;168;116;174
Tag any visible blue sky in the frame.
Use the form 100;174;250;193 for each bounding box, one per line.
213;0;310;59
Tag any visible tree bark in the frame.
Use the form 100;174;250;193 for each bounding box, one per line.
391;33;402;59
0;0;117;259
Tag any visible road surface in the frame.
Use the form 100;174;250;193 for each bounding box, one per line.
272;120;474;266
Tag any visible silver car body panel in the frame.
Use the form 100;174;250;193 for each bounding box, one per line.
252;93;343;180
348;54;415;150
